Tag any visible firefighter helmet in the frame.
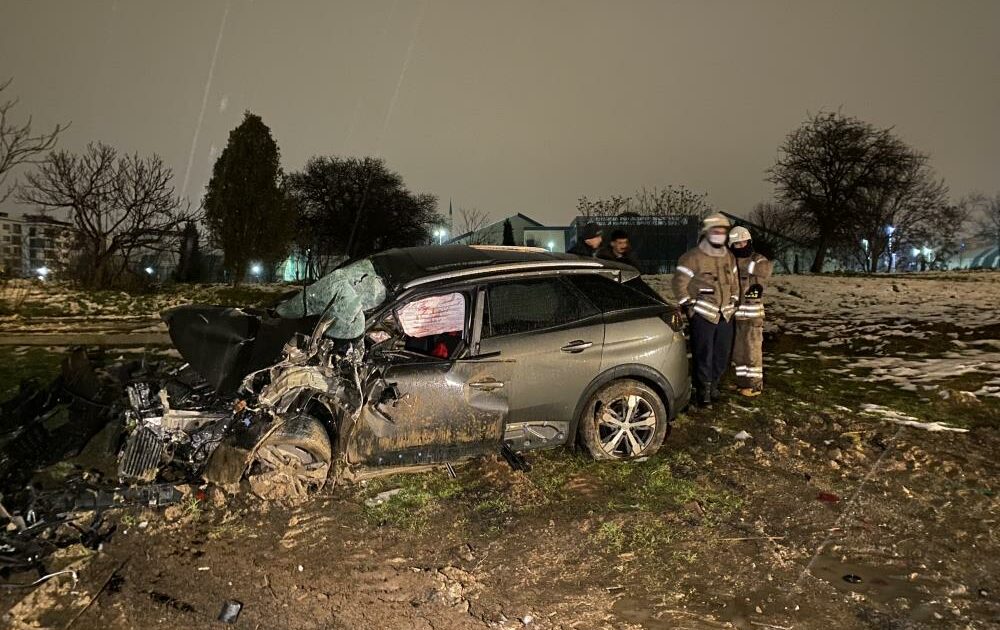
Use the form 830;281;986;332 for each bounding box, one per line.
728;226;752;245
701;212;732;233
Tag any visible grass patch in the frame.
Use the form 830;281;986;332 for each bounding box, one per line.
0;346;65;399
359;471;467;531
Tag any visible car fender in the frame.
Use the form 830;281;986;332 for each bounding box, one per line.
567;363;678;444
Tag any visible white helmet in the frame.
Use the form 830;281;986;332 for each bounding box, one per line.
728;226;752;245
701;212;731;233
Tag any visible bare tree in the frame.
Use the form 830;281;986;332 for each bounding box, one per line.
633;185;714;219
768;111;915;272
576;194;632;220
748;201;810;272
848;152;950;272
19;143;194;288
455;207;491;244
577;185;713;220
0;78;66;203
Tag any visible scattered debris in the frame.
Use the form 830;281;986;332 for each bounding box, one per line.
0;568;77;590
816;492;840;504
364;488;402;507
734;430;752;441
500;442;532;472
218;599;243;624
843;574;863;584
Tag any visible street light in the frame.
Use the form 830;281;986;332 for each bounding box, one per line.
547;241;555;251
250;263;263;281
36;266;49;280
144;266;155;276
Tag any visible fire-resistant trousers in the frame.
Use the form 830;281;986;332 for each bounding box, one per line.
732;318;764;389
689;313;734;394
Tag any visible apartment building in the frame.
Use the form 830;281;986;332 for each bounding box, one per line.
0;212;75;278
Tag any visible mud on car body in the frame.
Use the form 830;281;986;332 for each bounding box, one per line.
117;245;692;497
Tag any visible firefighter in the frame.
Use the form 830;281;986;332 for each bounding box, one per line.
671;213;740;407
729;226;772;397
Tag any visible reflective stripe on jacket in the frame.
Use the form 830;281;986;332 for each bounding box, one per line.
671;243;740;324
735;253;772;320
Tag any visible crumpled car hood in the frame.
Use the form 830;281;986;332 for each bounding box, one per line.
162;305;314;394
163;259;388;393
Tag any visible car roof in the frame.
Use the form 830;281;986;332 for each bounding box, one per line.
371;245;636;292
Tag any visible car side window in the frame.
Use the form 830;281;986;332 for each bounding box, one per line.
393;292;469;359
483;277;599;338
566;274;663;313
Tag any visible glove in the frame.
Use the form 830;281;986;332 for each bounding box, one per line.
744;284;763;300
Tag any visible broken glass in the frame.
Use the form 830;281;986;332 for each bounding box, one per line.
276;259;388;339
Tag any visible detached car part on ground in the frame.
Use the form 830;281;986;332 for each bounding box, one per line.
18;246;692;504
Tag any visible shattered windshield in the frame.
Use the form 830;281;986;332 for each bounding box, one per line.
275;258;387;339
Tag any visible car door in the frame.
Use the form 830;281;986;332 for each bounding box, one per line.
476;275;604;449
346;289;513;466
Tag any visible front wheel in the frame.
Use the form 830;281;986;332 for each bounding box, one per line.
578;379;669;460
247;414;332;500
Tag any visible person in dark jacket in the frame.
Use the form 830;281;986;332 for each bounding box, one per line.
569;223;602;257
598;229;641;269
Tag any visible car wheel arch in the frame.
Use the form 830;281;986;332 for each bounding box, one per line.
568;363;676;446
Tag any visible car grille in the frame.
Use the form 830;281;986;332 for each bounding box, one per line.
118;426;164;482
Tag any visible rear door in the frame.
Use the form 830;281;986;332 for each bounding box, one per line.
346;289;513;466
477;275;604;448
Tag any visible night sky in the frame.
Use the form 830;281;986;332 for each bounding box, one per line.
2;0;998;225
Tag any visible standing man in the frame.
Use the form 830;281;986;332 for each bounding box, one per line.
729;226;772;397
671;213;740;407
598;229;641;269
569;222;602;257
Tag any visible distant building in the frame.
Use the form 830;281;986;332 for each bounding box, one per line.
0;212;75;278
944;239;999;270
445;213;545;247
523;227;574;252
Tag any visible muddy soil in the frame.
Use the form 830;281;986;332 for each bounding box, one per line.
2;273;999;629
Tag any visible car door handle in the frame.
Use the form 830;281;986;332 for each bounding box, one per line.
469;379;504;391
560;340;593;353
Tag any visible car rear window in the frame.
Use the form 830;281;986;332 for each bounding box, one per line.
566;274;664;313
484;277;599;337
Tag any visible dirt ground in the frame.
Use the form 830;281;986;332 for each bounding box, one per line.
1;272;998;629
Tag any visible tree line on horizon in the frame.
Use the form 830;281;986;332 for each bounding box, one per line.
2;76;999;289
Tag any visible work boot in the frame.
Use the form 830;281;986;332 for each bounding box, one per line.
697;389;713;408
710;382;722;402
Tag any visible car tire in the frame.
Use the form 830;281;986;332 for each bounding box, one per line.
247;414;333;500
578;379;668;461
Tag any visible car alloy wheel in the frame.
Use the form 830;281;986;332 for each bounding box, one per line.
597;394;657;457
579;379;669;461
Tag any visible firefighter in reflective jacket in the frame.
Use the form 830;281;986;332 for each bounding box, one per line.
671;213;740;407
728;226;772;397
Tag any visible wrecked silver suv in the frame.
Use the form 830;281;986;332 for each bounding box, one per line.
117;245;691;498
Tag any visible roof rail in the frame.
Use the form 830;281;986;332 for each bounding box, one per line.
403;260;603;289
469;245;548;253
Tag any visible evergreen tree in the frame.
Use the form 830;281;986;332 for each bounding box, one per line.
204;112;295;284
502;219;515;245
175;220;202;282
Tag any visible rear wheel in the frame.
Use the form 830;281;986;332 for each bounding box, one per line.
579;379;668;460
247;414;332;500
